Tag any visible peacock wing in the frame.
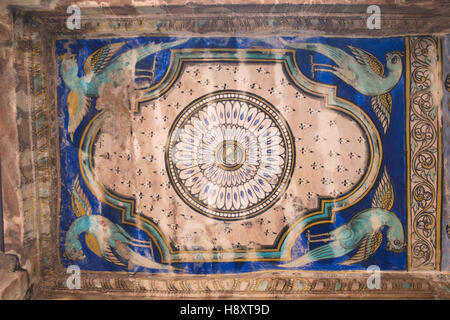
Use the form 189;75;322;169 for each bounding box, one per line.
371;167;394;210
83;42;126;75
347;45;385;76
340;231;383;265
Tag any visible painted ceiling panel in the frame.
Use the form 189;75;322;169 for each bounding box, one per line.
3;4;448;299
55;36;434;275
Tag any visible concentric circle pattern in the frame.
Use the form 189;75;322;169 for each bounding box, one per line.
166;91;295;220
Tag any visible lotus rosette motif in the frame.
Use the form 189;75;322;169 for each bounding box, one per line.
166;91;295;220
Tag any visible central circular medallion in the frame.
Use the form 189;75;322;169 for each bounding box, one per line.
215;140;246;171
166;90;295;220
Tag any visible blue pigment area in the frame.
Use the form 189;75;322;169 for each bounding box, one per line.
57;36;407;273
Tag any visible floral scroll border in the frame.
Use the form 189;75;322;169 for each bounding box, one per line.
407;36;442;271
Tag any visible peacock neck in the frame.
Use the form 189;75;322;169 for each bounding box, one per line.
383;210;403;237
385;65;403;89
370;208;403;241
64;74;83;92
66;215;91;242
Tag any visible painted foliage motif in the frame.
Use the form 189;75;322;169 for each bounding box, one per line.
57;37;412;274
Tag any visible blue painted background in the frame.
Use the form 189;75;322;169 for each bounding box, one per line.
57;36;407;273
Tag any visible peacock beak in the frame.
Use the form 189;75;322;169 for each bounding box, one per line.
57;53;68;61
392;243;406;253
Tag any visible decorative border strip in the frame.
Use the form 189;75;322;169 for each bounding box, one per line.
407;36;442;271
39;272;445;299
15;4;450;37
29;30;55;278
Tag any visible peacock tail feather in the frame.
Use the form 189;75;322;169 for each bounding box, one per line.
371;92;392;134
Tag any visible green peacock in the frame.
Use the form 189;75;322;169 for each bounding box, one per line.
280;38;404;134
279;168;406;268
60;39;187;140
65;176;179;271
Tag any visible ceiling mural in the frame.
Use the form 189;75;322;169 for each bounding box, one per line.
9;10;443;296
54;36;420;274
0;0;448;301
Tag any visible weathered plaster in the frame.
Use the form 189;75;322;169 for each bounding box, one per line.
0;11;25;265
0;252;31;299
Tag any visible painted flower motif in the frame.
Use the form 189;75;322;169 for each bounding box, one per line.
413;69;431;90
413;38;433;60
167;91;294;220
